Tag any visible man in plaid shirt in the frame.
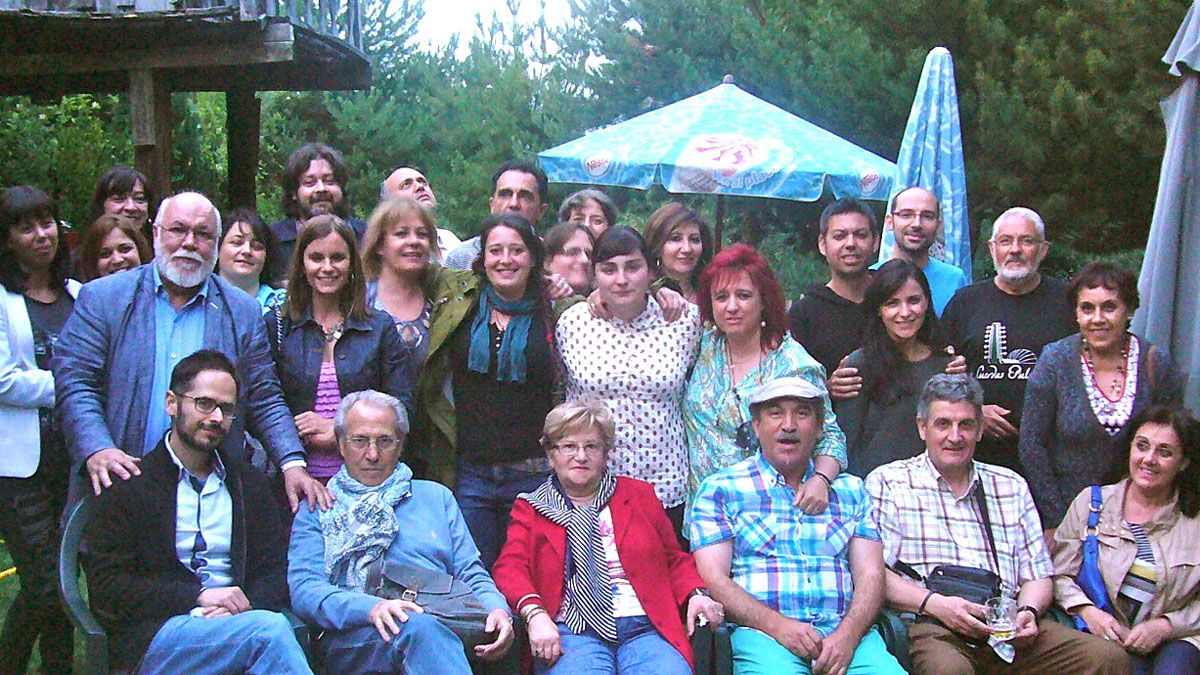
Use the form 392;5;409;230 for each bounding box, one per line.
865;374;1129;673
690;377;905;674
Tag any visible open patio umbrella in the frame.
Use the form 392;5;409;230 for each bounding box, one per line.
538;76;897;244
1132;1;1200;413
879;47;971;278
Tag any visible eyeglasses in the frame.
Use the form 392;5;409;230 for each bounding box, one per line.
175;394;237;420
991;235;1043;248
346;435;399;452
891;210;938;223
552;442;605;458
159;224;217;245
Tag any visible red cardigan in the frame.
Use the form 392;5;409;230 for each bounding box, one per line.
493;477;706;668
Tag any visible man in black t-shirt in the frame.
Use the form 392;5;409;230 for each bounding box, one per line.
788;198;880;378
941;207;1074;471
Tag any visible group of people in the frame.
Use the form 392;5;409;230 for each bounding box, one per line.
0;139;1195;675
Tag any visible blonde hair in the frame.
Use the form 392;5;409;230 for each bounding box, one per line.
541;397;616;452
362;198;439;279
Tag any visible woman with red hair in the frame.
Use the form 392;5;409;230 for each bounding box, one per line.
683;244;846;513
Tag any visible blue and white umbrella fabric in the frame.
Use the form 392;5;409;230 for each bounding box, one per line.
539;78;896;203
880;47;972;277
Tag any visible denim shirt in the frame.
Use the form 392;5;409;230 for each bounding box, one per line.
264;304;414;416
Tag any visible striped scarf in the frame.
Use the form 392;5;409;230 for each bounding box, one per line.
521;472;618;641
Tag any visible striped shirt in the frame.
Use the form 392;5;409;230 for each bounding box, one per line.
864;453;1054;596
1119;522;1157;623
689;455;880;636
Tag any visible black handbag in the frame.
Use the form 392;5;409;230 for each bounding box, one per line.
365;557;495;650
896;482;1003;644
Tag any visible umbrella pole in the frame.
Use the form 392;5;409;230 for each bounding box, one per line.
714;194;726;251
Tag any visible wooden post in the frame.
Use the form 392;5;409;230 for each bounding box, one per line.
226;90;261;209
714;194;726;252
130;69;173;203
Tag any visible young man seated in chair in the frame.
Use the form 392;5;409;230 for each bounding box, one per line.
85;350;310;674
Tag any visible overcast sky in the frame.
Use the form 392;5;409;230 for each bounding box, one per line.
412;0;572;54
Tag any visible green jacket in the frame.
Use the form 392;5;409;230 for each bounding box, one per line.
413;264;580;487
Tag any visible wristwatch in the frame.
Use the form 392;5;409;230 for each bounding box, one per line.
688;588;711;601
1017;605;1041;619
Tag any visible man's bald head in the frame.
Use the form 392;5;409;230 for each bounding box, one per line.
381;167;437;208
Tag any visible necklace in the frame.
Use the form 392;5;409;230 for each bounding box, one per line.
322;322;345;343
1083;334;1129;401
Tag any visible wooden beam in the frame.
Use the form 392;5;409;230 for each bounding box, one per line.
130;69;173;204
0;22;295;77
226;90;260;209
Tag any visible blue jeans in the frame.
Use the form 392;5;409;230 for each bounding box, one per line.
139;609;311;674
1132;639;1200;675
455;458;547;569
317;614;471;675
536;615;690;675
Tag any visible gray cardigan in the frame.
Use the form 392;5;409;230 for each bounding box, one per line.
1019;333;1182;528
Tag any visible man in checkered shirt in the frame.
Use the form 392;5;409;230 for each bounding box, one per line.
690;377;905;674
865;374;1129;673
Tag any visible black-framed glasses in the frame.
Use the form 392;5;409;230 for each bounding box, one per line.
346;436;399;452
175;393;237;420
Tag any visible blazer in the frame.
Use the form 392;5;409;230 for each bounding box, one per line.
1053;480;1200;650
85;439;290;671
52;265;305;486
492;476;706;668
0;279;81;478
264;304;414;415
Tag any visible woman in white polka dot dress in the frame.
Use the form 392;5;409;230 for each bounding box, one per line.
556;226;702;539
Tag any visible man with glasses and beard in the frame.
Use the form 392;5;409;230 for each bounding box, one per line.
54;191;331;514
939;207;1074;472
85;350;310;674
265;142;368;286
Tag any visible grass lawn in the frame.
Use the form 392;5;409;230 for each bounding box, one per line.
0;541;88;673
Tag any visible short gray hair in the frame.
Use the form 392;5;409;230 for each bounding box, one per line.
334;390;410;441
917;374;984;422
557;189;618;226
990;207;1045;240
154;192;223;238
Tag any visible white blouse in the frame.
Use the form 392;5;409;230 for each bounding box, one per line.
556;298;701;508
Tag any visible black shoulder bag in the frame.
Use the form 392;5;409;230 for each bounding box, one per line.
895;481;1002;643
364;557;495;651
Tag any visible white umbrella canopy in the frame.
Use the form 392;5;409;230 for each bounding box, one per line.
1133;0;1200;413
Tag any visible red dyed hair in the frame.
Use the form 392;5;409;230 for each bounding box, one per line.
698;243;788;352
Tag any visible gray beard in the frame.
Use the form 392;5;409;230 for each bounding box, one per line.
157;252;216;289
995;264;1037;284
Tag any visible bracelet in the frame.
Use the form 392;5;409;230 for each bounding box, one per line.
1017;605;1041;619
519;604;544;621
523;607;549;624
918;590;937;616
813;472;834;490
516;593;542;612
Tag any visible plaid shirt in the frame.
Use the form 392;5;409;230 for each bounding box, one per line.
689;454;879;635
863;452;1053;596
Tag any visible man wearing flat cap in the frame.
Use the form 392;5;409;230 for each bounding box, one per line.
690;377;905;674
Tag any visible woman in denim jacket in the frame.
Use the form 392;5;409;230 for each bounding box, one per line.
265;215;413;483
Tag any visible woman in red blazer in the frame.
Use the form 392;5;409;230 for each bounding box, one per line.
493;397;723;673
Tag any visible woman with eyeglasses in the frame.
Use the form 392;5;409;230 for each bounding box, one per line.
265;215;413;483
0;186;79;672
682;244;845;511
493;398;722;674
543;222;595;296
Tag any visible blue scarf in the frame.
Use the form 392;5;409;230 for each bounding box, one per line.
319;463;413;593
468;284;535;383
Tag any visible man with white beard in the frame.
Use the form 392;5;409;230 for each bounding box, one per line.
53;192;332;513
939;207;1074;473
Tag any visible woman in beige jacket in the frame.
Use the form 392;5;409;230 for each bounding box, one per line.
1052;404;1200;674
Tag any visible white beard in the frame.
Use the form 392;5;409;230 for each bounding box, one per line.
156;241;216;289
995;263;1037;285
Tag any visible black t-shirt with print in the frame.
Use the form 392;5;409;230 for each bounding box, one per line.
941;276;1074;469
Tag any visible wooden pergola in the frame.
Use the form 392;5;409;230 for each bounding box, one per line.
0;0;371;206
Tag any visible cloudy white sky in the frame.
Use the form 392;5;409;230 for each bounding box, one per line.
412;0;573;53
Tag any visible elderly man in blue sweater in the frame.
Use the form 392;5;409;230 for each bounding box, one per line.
288;390;514;673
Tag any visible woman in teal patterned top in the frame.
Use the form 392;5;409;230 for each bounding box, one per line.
683;244;846;513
